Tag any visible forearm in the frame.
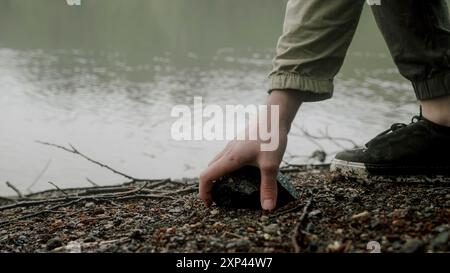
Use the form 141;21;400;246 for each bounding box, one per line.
266;90;303;134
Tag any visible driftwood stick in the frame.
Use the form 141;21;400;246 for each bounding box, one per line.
0;196;15;202
6;181;23;199
291;198;313;253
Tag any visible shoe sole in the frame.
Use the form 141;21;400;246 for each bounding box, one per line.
330;159;450;183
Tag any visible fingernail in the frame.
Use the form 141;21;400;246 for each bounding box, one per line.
262;199;275;210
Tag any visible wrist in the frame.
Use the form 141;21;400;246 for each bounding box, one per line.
267;90;303;133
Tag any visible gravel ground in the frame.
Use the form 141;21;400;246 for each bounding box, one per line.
0;167;449;253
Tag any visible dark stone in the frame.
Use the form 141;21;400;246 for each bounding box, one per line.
211;166;299;209
46;237;62;250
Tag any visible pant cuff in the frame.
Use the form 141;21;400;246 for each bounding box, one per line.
268;72;333;102
412;72;450;100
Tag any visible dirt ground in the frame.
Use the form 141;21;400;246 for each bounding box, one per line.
0;166;449;253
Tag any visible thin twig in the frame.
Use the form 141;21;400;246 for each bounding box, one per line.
48;181;69;197
36;141;138;181
295;125;359;148
291;198;313;253
116;194;176;201
78;186;135;196
85;177;99;187
6;181;23;199
26;158;52;193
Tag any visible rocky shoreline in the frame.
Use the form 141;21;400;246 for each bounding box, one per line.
0;166;449;253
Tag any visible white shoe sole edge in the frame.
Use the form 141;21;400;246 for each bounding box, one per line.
330;159;450;183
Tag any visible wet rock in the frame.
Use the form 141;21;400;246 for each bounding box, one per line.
46;237;62;250
263;224;279;235
401;239;425;253
211;166;299;209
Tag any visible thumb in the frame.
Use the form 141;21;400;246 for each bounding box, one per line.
259;166;278;210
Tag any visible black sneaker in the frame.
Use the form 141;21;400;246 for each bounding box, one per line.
330;115;450;183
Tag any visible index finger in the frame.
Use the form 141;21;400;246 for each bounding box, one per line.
199;155;243;206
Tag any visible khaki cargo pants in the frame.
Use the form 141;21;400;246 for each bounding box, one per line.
269;0;450;101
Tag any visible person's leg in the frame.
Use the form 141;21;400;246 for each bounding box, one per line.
371;0;450;126
331;1;450;182
421;95;450;126
269;0;365;101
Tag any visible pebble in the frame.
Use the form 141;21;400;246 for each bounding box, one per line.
210;209;219;216
46;237;62;250
351;211;370;220
103;223;114;230
130;229;144;239
84;235;97;243
308;209;322;218
433;224;448;233
431;232;449;247
263;224;279;235
225;239;250;249
85;202;95;208
246;226;256;233
93;207;105;215
65;241;82;253
169;207;183;214
327;241;343;252
401;239;424;253
263;233;271;240
370;219;380;229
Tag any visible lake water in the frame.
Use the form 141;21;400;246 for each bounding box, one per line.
0;0;434;194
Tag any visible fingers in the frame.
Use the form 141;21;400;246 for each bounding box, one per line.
208;142;232;166
259;165;278;211
208;150;225;166
199;155;244;206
